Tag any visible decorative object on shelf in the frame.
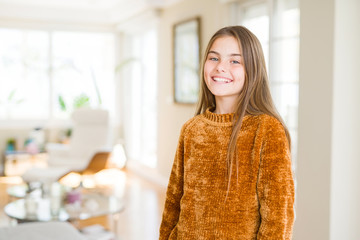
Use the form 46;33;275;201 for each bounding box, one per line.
6;138;16;152
24;139;39;155
173;17;201;104
29;127;46;152
66;187;82;205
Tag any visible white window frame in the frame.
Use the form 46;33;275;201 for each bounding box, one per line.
0;26;116;129
117;10;159;169
228;0;300;161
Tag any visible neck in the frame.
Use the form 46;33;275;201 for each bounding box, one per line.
214;96;237;114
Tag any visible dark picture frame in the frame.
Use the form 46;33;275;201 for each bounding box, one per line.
173;17;201;104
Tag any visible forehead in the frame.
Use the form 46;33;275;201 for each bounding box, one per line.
209;36;242;54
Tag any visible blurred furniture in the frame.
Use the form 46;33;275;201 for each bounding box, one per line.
7;152;112;200
58;151;112;188
3;151;47;176
0;221;86;240
7;183;29;199
76;151;112;176
22;108;111;185
4;188;124;224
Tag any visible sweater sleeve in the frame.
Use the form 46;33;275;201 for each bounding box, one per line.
159;126;185;240
256;118;295;240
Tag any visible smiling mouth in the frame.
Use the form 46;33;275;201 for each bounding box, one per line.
212;77;232;83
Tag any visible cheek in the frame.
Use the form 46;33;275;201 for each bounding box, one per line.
204;62;210;74
234;67;245;82
203;62;212;80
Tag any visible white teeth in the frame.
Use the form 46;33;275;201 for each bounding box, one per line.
213;77;231;83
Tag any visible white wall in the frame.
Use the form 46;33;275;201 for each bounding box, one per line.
295;0;360;239
156;0;227;179
294;0;334;239
330;0;360;238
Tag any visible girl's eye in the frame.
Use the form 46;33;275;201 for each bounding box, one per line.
231;60;240;64
209;57;218;61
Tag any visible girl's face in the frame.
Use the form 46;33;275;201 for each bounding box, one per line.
204;36;245;106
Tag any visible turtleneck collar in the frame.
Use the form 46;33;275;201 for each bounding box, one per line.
204;108;234;123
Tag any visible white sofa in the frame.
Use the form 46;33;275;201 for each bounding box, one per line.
0;221;86;240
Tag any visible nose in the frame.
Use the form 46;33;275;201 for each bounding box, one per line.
216;60;227;73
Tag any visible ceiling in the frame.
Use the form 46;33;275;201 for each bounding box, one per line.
0;0;181;25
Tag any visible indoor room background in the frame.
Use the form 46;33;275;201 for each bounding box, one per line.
0;0;359;239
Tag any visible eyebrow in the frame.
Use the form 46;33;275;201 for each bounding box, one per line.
208;50;242;57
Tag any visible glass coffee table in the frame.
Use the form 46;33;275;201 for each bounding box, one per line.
4;188;125;224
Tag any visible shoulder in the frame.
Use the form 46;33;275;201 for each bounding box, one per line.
245;114;288;145
257;115;289;151
179;114;203;135
258;114;285;131
246;114;285;133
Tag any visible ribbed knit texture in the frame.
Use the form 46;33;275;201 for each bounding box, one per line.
159;109;295;240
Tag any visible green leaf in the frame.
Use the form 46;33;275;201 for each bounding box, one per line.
58;95;67;111
16;99;25;104
73;93;90;109
115;58;138;73
8;89;16;101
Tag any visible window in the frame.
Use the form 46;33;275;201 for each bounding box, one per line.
52;32;115;120
0;28;115;123
0;29;50;120
232;0;300;160
122;28;158;168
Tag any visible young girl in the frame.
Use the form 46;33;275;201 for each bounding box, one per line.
159;26;295;240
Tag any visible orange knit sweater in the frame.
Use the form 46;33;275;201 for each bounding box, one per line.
159;109;295;240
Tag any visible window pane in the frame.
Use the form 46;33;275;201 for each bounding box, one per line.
241;3;270;68
0;29;50;120
123;29;158;168
140;30;158;168
272;38;299;83
271;82;298;129
241;3;269;44
128;36;142;161
273;0;300;38
52;32;115;119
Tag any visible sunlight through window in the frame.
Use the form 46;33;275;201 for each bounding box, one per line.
0;29;115;122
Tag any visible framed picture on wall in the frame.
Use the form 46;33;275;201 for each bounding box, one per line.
173;17;201;104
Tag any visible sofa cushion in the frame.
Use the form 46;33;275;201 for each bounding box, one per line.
0;221;86;240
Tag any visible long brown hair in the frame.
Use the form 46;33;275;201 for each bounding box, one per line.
196;26;291;191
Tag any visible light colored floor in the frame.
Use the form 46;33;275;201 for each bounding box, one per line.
0;168;167;240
